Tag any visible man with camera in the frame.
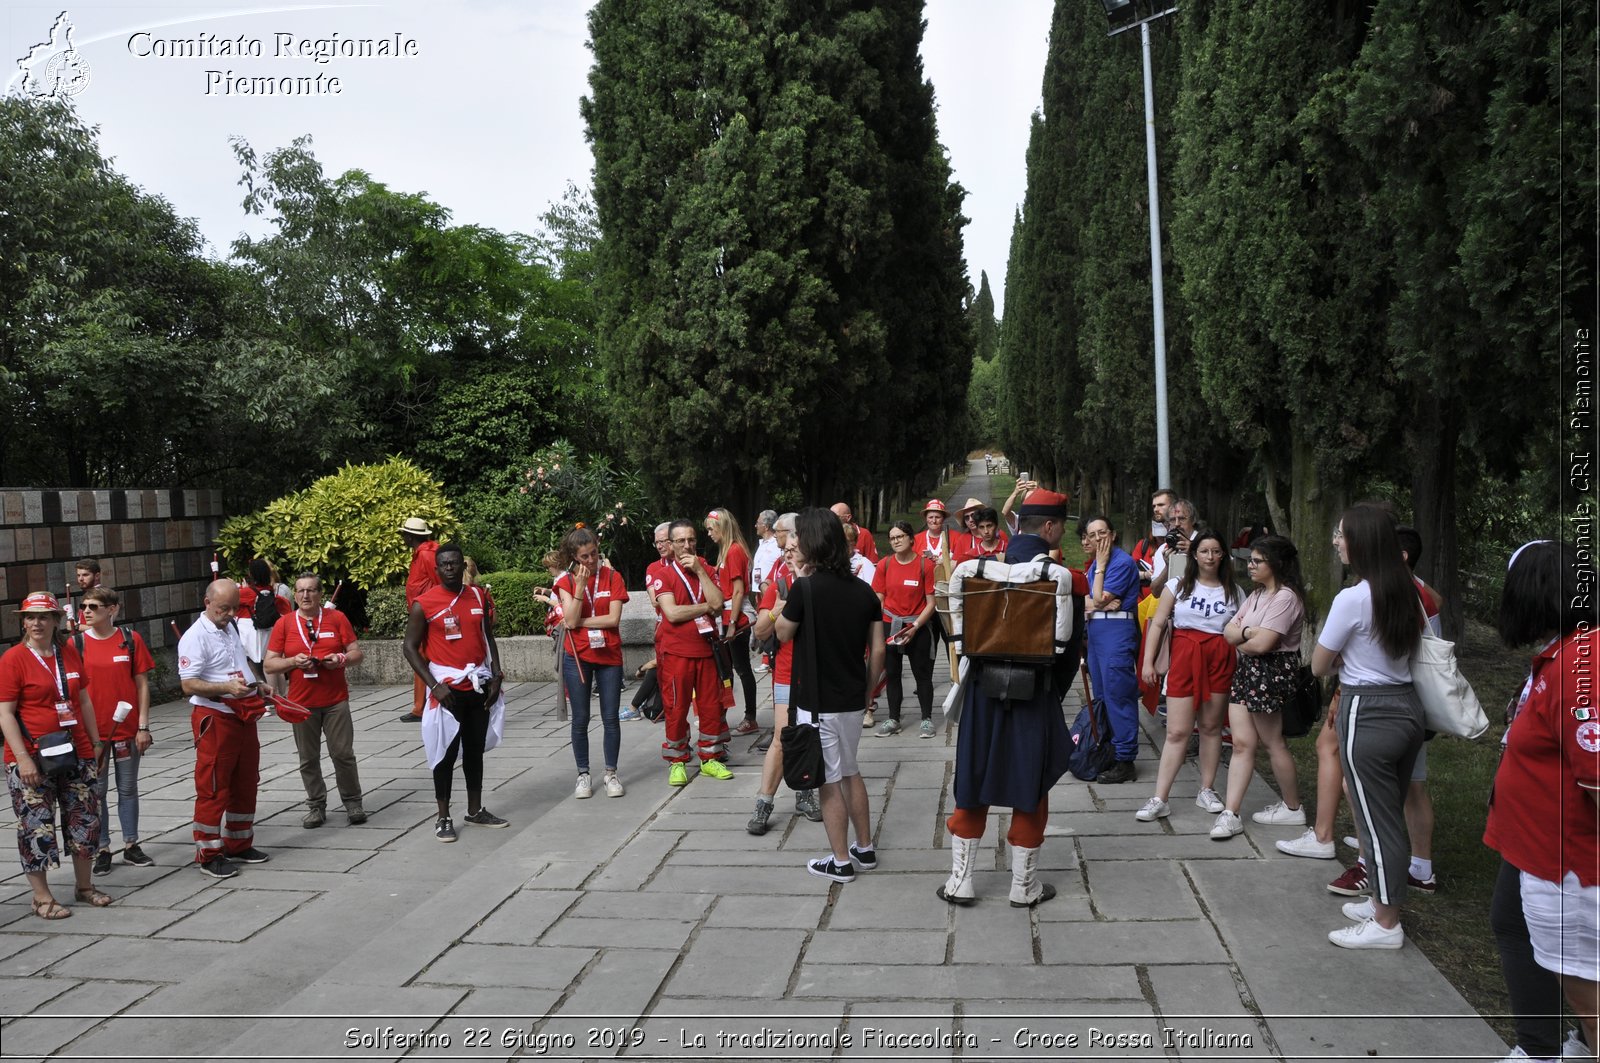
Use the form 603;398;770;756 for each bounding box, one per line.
1149;498;1198;591
648;519;731;786
264;573;366;829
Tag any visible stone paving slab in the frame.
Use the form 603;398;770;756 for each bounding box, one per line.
0;625;1510;1063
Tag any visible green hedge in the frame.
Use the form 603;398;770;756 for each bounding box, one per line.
364;574;549;639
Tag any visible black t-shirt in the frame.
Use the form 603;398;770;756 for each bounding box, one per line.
782;571;882;714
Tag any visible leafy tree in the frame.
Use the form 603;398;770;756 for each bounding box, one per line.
971;271;998;363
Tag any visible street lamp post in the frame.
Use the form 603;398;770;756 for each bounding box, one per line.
1100;0;1178;489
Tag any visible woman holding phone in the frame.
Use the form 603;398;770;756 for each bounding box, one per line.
554;527;629;800
870;521;938;738
706;508;761;736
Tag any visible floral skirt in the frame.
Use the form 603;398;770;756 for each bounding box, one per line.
1230;651;1300;714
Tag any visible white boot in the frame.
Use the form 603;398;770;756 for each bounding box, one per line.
1009;844;1057;908
937;836;980;906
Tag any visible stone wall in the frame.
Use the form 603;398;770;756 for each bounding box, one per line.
0;488;224;648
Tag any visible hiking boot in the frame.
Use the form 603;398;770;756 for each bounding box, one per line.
93;850;112;876
848;843;878;871
1276;830;1336;860
302;806;326;829
575;773;593;800
345;803;367;825
700;759;734;781
919;719;936;739
1195;787;1224;813
795;788;823;821
1096;760;1136;784
1135;797;1170;822
1328;917;1403;950
807;855;855;883
1209;810;1244;840
198;857;238;879
234;848;271;864
1252;801;1306;826
668;762;689;787
603;772;625;798
875;718;901;737
122;843;154;867
435;816;457;843
1327;863;1371;896
747;798;774;836
463;808;508;827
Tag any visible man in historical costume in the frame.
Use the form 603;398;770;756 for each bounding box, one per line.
940;490;1076;908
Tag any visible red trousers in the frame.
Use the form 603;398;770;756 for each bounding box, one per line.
946;796;1049;849
192;707;260;863
659;652;728;763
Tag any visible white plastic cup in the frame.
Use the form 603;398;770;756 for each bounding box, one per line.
113;700;133;723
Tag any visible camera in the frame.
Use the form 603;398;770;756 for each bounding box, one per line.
1165;530;1186;549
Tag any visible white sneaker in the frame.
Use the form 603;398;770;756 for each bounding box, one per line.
1210;811;1244;840
1344;834;1360;849
1252;800;1307;826
1342;897;1376;921
1135;797;1170;822
603;772;624;798
1276;829;1337;860
1563;1029;1591;1059
575;773;593;800
1195;787;1224;814
1328;918;1404;950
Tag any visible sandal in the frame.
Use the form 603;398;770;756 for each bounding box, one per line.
31;897;71;920
73;886;113;908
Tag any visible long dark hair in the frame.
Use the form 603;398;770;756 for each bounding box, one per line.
1176;529;1238;606
1499;541;1594;646
796;507;850;579
1340;504;1420;659
558;527;600;567
1250;534;1312;621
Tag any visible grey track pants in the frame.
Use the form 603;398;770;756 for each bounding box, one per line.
1337;683;1424;907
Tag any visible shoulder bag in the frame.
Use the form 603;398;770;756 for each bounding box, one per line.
1409;601;1488;739
779;578;824;791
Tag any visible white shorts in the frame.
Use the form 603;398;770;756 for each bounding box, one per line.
1521;869;1600;980
793;708;863;784
1410;742;1428;782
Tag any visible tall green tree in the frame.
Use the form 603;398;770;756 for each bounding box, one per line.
971;271;998;363
583;0;970;519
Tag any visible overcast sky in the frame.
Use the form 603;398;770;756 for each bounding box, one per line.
5;0;1053;307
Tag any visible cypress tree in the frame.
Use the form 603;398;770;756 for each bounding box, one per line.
971;271;998;362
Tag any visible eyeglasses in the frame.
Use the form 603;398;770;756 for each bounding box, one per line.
295;587;320;595
81;603;109;612
1246;558;1267;567
670;537;696;546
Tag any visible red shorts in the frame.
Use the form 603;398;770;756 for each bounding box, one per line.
1167;628;1236;701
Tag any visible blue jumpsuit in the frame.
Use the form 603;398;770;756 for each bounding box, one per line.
1085;547;1141;763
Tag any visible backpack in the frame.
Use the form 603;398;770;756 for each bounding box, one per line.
1068;697;1117;781
251;585;280;630
947;555;1075;664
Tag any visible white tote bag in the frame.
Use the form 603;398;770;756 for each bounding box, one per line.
1409;603;1488;739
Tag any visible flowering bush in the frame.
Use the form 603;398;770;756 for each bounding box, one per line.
521;440;647;554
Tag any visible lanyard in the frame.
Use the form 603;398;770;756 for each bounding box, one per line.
427;587;467;624
296;609;324;654
668;562;702;604
28;647;66;700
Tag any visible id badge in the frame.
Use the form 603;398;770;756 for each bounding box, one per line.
587;629;607;649
113;740;132;761
55;700;77;727
694;615;714;635
303;670;319;680
443;614;463;641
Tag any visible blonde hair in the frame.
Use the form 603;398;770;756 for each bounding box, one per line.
706;507;751;567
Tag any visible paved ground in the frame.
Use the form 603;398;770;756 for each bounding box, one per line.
0;468;1510;1062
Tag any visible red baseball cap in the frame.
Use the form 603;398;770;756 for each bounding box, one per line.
923;499;947;515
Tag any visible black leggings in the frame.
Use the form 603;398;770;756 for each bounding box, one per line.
886;623;935;720
1491;857;1574;1057
729;626;758;721
432;690;489;803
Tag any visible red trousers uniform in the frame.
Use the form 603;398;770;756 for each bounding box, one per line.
659;652;728;763
191;707;260;864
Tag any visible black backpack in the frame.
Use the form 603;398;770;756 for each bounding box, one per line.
251;586;280;630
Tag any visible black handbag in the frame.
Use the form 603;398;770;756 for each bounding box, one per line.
1281;666;1324;739
19;650;82;782
779;578;825;791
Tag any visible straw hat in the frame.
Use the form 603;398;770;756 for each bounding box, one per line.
399;517;434;536
922;499;947;516
16;591;64;615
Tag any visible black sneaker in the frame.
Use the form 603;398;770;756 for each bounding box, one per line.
93;850;112;876
807;855;856;883
396;711;422;724
233;847;271;864
1096;760;1137;785
122;844;154;867
198;857;238;879
435;816;457;843
463;808;508;828
848;844;878;871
